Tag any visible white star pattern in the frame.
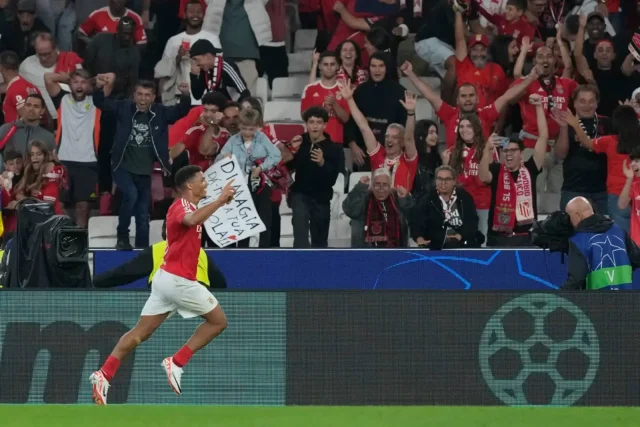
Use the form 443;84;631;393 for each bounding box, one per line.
588;234;626;271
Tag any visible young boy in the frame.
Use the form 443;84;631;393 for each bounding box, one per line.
618;147;640;245
475;0;536;44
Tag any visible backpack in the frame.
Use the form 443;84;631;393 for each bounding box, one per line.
531;211;574;254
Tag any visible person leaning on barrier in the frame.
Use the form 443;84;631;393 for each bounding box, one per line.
93;221;227;289
563;197;640;290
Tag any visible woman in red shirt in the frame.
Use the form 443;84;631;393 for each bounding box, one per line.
15;140;65;215
444;114;498;239
565;105;640;232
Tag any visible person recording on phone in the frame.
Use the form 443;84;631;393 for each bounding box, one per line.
563;196;640;290
478;93;548;247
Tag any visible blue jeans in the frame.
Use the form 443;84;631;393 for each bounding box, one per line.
112;168;151;247
560;191;608;215
608;193;630;233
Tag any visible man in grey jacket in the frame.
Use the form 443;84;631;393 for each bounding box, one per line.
0;93;55;169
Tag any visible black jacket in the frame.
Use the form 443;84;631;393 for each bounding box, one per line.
411;186;479;249
563;214;640;290
190;58;250;101
290;133;342;204
343;54;407;157
0;18;50;60
411;148;442;202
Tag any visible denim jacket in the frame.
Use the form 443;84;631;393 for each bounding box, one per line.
217;130;281;175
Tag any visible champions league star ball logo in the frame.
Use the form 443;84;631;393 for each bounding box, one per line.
479;294;599;406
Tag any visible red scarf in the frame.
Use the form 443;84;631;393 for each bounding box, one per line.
493;163;534;233
205;56;224;92
365;194;401;247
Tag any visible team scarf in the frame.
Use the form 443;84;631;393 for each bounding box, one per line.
462;144;480;178
439;187;458;224
365;193;401;247
492;163;534;233
204;55;224;92
399;0;423;17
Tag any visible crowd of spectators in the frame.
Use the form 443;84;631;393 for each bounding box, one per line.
1;0;640;250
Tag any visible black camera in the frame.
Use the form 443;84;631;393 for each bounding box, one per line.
531;211;574;254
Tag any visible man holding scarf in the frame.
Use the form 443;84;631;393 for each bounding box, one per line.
479;93;548;247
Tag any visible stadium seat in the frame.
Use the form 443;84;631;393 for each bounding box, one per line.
288;51;313;73
266;122;305;144
399;76;441;94
255;77;269;104
328;218;351;247
272;75;310;99
279;197;292;215
294;29;317;52
348;171;370;192
416;98;435;121
263;100;303;122
333;173;345;194
88;216;136;248
149;220;164;245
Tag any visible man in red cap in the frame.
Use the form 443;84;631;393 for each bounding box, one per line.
453;10;507;108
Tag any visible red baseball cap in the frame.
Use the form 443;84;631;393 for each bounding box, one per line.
468;34;489;49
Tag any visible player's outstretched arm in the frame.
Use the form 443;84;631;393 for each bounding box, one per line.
183;180;236;227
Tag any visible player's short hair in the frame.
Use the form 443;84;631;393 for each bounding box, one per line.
202;91;228;109
573;84;600;103
3;150;22;162
506;0;526;10
135;79;156;93
302;106;329;122
175;165;203;190
26;93;45;108
0;51;20;71
630;146;640;161
238;108;262;127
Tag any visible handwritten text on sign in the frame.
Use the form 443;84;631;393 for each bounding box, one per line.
199;156;266;247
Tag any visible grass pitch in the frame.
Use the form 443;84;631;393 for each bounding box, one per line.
0;406;639;427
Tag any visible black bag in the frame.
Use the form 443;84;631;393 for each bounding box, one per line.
531;211;574;254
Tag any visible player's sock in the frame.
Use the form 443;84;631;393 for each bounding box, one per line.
100;355;121;382
172;345;194;368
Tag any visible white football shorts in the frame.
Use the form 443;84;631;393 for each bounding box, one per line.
141;268;218;318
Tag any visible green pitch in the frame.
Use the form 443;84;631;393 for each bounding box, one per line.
1;406;639;427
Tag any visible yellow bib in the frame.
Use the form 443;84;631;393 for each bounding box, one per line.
149;241;210;286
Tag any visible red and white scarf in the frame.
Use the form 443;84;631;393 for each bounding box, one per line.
205;55;224;92
399;0;423;17
492;163;534;233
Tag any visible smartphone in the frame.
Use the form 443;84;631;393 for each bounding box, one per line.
498;137;510;148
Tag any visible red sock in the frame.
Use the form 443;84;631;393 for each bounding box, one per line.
100;355;121;382
172;345;194;368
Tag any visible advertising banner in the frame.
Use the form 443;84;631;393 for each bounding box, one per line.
200;156;266;247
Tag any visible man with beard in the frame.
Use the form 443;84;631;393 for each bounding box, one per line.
0;0;50;60
401;61;538;149
341;80;419;191
0;51;41;125
43;69;100;228
155;0;222;105
553;85;612;214
78;0;146;50
453;12;506;108
479;94;548;247
513;45;578;213
576;11;625;71
575;14;637;117
189;39;250;102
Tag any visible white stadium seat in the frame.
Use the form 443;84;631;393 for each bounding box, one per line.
272;75;310;99
149;220;164;245
263;100;303;122
255;77;269;105
294;29;317;52
89;216;135;248
328;218;351;248
415;98;435;121
399;76;441;94
348;172;370;192
288;50;314;73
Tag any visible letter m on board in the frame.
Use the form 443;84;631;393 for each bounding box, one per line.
0;321;135;403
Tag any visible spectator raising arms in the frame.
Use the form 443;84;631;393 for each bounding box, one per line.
340;80;418;191
411;165;480;250
342;168;414;248
618;149;640;246
479;94;548;247
15;139;65;215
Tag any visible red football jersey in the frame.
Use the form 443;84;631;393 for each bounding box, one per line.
456;57;506;108
79;7;147;44
301;81;350;144
183;125;230;171
3;76;40;124
515;76;577;148
437;102;500;149
162;198;202;281
369;144;419;191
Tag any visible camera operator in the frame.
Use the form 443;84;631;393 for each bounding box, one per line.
563;197;640;290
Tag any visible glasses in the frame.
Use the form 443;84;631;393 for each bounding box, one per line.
436;177;454;183
503;148;521;154
374;182;390;188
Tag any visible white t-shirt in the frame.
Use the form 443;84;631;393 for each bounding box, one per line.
19;55;72;119
155;30;222;105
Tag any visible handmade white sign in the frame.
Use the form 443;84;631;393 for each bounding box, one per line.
199;155;266;247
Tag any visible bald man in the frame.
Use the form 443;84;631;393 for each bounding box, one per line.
563;197;640;290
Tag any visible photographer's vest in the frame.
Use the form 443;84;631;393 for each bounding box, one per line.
570;224;634;290
148;241;210;286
